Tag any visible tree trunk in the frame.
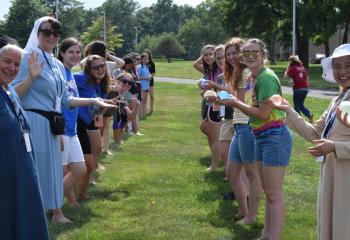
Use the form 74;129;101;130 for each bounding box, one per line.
343;21;349;44
167;57;172;63
269;31;276;65
297;32;309;68
324;40;330;57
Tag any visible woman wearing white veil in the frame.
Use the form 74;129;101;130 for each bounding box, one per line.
11;16;116;223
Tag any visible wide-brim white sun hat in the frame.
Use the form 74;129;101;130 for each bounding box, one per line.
321;43;350;83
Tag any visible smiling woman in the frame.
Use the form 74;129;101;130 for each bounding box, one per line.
11;16;117;224
276;44;350;240
0;36;49;240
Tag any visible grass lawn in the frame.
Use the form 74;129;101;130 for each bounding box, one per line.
155;59;338;91
49;82;331;239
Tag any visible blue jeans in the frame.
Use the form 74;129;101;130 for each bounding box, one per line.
229;124;255;164
255;127;292;167
293;88;312;118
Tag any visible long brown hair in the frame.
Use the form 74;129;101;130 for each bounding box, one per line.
201;44;218;79
84;55;110;94
224;37;245;91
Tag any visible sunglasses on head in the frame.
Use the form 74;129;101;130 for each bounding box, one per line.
242;50;260;58
91;63;105;71
119;78;132;85
39;29;62;38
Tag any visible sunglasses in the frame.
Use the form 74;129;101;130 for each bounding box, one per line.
120;79;132;85
39;29;62;38
242;50;260;58
91;64;105;71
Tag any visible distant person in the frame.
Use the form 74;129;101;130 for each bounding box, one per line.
284;55;313;123
137;53;151;118
193;45;223;171
143;49;156;113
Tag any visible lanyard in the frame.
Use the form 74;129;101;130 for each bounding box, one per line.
41;49;63;97
0;87;28;134
321;88;350;139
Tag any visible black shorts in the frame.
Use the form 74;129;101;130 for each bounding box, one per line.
201;100;221;123
150;76;154;87
77;118;97;154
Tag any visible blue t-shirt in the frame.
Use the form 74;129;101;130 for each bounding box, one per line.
62;68;79;136
74;72;107;125
137;64;150;91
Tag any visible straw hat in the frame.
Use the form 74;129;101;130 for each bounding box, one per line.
321;44;350;83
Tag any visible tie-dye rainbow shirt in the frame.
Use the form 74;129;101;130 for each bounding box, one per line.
250;68;286;135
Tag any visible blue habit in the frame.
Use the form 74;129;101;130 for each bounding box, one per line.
0;86;49;240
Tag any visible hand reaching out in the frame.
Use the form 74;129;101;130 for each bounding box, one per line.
28;51;44;81
93;98;117;108
216;95;240;107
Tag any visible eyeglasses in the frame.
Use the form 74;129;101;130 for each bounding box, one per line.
39;29;62;38
91;64;105;71
120;79;132;85
242;50;260;58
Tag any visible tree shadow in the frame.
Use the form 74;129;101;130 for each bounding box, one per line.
196;157;264;239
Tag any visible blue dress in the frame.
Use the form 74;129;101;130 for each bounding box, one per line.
0;86;49;240
11;46;72;209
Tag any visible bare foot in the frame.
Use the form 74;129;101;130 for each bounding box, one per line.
69;201;80;207
52;215;72;223
236;216;256;225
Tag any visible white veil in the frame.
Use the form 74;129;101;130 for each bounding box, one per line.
24;16;53;53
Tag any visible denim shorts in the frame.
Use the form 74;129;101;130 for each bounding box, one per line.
255;126;292;167
229;124;255;164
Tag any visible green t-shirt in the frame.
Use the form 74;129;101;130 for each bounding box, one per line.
250;68;286;134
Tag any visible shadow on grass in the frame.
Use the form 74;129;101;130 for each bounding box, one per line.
197;156;264;239
48;204;100;239
89;188;130;202
207;200;263;239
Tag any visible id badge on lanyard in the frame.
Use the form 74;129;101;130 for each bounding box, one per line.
55;96;62;112
23;130;32;152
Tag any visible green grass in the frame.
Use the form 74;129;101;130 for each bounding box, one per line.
156;60;338;91
49;82;331;239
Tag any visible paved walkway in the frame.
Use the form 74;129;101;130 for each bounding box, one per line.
155;77;338;100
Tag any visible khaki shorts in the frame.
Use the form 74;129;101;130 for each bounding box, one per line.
219;119;234;141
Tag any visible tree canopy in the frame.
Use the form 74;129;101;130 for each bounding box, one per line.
1;0;349;62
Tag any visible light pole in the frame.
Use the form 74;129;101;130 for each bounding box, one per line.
292;0;296;55
103;11;107;43
134;27;138;46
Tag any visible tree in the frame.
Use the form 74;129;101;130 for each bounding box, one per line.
101;0;139;55
156;33;185;62
177;0;229;59
336;0;350;43
44;0;86;39
135;35;160;57
80;16;124;51
3;0;50;47
310;1;338;56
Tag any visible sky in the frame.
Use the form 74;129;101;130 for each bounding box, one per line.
0;0;203;21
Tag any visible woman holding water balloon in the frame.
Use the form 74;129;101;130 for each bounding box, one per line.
219;38;292;240
272;44;350;240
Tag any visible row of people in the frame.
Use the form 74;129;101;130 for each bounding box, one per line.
0;15;156;238
195;38;350;240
